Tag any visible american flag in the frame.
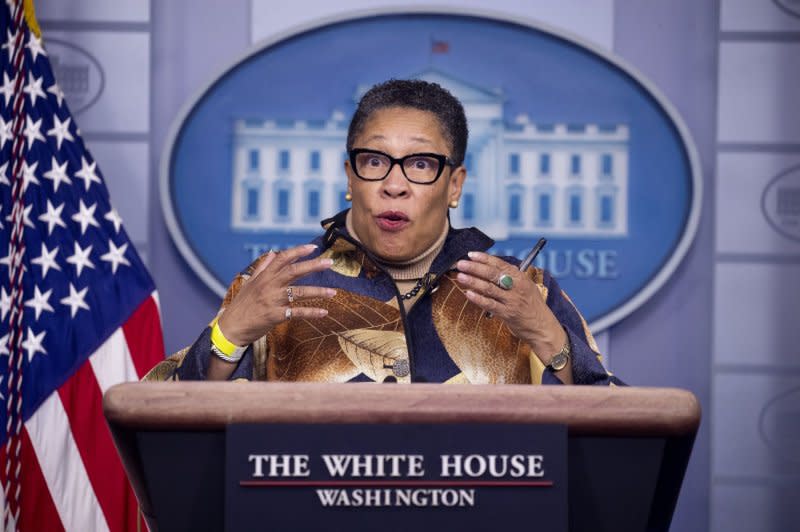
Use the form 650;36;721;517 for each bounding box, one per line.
0;2;164;530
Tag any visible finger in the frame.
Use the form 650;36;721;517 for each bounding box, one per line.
269;244;320;271
289;286;337;300
456;272;507;302
282;256;334;283
283;306;330;320
465;251;515;270
250;250;277;280
464;289;505;318
456;258;509;284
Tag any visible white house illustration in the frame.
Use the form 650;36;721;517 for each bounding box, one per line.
230;70;629;240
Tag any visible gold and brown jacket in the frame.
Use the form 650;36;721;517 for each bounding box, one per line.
146;212;618;386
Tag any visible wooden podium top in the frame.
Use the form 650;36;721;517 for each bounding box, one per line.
103;382;700;437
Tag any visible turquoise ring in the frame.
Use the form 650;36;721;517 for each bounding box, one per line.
497;273;514;290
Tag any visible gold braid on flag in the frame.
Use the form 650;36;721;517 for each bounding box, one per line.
23;0;40;38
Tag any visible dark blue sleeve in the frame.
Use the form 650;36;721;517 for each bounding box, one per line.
540;271;626;386
172;326;255;381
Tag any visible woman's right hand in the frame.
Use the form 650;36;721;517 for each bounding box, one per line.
216;244;336;348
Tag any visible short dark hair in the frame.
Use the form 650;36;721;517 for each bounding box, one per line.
346;79;469;166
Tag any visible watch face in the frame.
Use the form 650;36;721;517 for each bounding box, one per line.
550;352;569;372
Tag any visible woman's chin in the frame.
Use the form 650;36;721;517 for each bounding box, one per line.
372;244;414;263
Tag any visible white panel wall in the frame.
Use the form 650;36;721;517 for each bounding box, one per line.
250;0;615;49
716;153;800;255
713;3;800;530
89;141;150;247
34;0;149;23
717;42;800;144
44;30;150;133
721;0;800;31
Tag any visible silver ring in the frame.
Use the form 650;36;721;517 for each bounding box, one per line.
284;307;292;320
497;273;514;291
287;286;294;304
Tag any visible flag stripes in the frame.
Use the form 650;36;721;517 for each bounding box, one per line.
21;293;159;531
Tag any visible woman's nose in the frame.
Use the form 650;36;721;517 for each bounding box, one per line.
381;163;409;197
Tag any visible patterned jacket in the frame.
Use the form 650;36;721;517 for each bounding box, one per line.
147;211;621;386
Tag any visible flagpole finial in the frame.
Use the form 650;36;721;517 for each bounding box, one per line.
23;0;41;38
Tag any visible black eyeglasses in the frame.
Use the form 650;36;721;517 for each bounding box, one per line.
348;149;456;185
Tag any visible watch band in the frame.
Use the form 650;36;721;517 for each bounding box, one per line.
545;330;571;372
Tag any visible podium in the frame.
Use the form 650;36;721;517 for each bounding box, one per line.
103;382;700;532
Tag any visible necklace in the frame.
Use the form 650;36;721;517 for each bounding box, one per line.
400;277;426;300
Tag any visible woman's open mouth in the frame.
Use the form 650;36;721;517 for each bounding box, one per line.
375;211;410;232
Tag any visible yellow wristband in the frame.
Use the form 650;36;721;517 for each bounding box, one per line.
210;320;243;357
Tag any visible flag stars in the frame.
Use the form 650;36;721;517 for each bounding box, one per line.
0;332;8;357
104;208;123;234
0;71;15;108
2;28;16;61
43;157;71;192
0;161;9;187
23;72;46;107
75;156;101;191
60;283;90;318
24;286;54;320
71;199;100;235
47;115;74;150
0;115;11;149
21;160;40;193
21;327;47;362
23;115;45;149
38;200;67;235
47;82;65;108
66;241;95;277
101;240;130;274
25;32;47;62
0;286;10;322
5;203;34;229
31;242;61;278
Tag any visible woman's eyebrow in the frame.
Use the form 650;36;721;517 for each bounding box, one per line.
360;134;434;145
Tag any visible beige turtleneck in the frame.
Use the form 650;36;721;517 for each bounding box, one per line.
346;211;449;309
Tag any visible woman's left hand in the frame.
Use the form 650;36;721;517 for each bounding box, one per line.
455;251;567;369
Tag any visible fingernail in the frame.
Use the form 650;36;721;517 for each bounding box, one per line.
457;272;468;282
319;309;329;316
467;251;478;259
456;260;466;270
306;244;318;250
326;288;337;297
465;290;474;298
321;258;334;266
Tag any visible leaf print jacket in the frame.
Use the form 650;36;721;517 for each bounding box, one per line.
147;211;622;386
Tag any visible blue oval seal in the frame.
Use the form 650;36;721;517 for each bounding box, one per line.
161;10;702;332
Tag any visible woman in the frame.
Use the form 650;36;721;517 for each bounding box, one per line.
149;79;620;386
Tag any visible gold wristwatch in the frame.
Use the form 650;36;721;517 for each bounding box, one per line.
546;332;571;372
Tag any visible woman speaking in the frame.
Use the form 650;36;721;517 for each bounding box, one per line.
149;79;620;386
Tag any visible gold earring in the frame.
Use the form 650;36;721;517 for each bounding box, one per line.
449;200;459;208
345;192;352;201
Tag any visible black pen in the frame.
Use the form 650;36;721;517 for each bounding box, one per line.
519;238;547;272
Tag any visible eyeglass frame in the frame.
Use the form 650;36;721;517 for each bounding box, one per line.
348;148;457;185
